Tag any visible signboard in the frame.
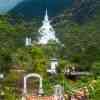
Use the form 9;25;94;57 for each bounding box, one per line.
26;96;63;100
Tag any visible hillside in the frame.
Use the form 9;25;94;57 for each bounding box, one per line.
9;0;73;19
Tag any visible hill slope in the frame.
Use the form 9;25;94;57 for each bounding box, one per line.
9;0;73;19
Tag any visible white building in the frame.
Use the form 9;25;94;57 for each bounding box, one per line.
47;58;58;74
38;9;58;44
25;37;32;46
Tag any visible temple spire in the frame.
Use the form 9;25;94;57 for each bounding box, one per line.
44;8;49;22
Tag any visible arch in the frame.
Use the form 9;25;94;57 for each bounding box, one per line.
23;73;43;95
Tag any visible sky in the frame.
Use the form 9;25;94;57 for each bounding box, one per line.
0;0;23;14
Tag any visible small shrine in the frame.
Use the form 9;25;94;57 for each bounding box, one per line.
47;58;58;74
25;37;32;46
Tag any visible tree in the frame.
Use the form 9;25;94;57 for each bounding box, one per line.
72;0;99;23
55;7;100;70
0;15;40;73
11;45;48;77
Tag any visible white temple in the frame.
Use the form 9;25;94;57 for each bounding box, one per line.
25;37;32;46
38;9;58;44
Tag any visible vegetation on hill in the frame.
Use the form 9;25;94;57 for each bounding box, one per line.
54;0;100;72
0;1;100;99
0;15;40;73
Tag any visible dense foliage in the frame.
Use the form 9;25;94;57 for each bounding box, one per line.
0;1;100;99
55;5;100;71
0;15;40;73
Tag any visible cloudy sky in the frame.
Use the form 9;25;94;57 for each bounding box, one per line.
0;0;23;14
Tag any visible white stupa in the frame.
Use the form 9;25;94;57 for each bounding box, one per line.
38;9;58;44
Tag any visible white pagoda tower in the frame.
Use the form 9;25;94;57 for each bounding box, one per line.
25;37;32;46
38;9;58;44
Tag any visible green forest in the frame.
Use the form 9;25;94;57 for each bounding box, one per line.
0;0;100;100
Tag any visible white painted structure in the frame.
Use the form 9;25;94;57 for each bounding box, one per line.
54;84;64;96
38;9;58;44
0;74;4;79
23;73;43;96
54;85;64;100
47;58;58;74
25;37;32;46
